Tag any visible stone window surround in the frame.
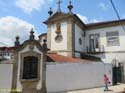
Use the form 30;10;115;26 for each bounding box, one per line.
106;31;120;46
89;33;100;49
20;51;41;82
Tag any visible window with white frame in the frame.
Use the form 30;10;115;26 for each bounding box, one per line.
107;31;119;46
90;34;99;49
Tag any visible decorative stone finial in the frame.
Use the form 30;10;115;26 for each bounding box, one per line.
43;39;47;43
67;1;73;14
15;35;20;46
30;28;35;40
43;39;47;53
57;0;62;12
16;35;19;40
48;7;53;16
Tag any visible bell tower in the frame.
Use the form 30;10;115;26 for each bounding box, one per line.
43;1;75;57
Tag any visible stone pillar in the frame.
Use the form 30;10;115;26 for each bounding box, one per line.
47;24;51;50
124;64;125;83
11;36;20;93
121;63;125;83
41;56;47;93
11;51;18;93
67;20;74;57
41;40;47;93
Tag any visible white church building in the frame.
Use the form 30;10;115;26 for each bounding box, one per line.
0;1;125;93
39;1;125;64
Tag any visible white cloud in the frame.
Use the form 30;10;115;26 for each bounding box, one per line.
0;16;38;47
90;19;100;23
16;0;44;13
16;0;53;13
98;3;109;11
76;14;89;23
76;14;100;24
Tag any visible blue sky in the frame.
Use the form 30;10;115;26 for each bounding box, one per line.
0;0;125;46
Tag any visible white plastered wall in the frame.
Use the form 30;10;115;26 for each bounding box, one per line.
0;62;112;93
85;25;125;63
46;62;112;92
50;21;68;56
0;64;13;91
86;25;125;52
74;24;85;58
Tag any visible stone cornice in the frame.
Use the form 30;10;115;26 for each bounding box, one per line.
44;12;125;31
43;12;86;30
14;40;44;52
43;12;71;24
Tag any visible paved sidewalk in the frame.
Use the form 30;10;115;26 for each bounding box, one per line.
61;84;125;93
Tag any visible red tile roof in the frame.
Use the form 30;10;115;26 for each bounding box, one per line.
0;46;14;52
47;53;94;62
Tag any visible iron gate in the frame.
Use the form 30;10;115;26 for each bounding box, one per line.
113;66;122;85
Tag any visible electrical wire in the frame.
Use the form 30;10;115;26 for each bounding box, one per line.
110;0;125;32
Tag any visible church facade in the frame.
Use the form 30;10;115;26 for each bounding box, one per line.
39;1;125;64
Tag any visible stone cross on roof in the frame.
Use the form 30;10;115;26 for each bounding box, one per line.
57;0;62;12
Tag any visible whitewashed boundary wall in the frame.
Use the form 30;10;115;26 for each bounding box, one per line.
0;62;112;93
46;62;112;92
0;64;13;90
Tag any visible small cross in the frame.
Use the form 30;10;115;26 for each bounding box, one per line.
57;0;62;12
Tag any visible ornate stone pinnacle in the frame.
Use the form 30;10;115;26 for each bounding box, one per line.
43;39;47;43
16;35;19;41
15;35;20;46
30;28;35;40
48;7;53;16
43;39;47;53
67;1;73;14
30;28;34;35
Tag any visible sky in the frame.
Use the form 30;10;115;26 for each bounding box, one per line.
0;0;125;47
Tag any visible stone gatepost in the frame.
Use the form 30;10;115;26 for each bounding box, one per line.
120;63;125;83
11;29;48;93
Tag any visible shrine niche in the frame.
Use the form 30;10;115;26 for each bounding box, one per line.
11;29;48;93
55;22;63;43
20;52;40;81
55;22;61;34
